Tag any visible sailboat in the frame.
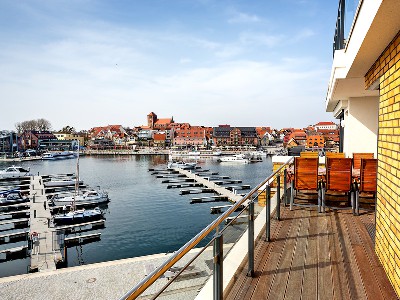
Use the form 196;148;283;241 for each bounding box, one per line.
52;141;104;226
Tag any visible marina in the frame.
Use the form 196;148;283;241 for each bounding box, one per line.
0;155;272;278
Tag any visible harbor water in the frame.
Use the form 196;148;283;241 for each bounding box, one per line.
0;155;272;278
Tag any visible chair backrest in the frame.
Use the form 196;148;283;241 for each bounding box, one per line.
325;152;345;158
360;158;377;192
294;157;319;191
300;151;319;158
353;153;374;170
326;158;352;192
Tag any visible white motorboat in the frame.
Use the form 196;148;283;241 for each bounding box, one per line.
167;160;197;169
44;179;83;187
217;154;250;164
42;151;76;160
50;190;109;206
0;191;29;206
169;150;201;157
0;166;32;178
52;207;103;225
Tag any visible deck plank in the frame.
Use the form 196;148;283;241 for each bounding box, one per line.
344;212;398;299
327;210;351;300
317;209;334;299
225;204;397;300
266;207;304;299
300;209;318;299
338;210;368;299
225;207;288;299
283;208;310;299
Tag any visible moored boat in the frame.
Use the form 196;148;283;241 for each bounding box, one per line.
167;160;197;169
52;207;104;225
217;154;250;164
50;190;109;206
0;166;32;179
0;191;29;206
44;179;83;187
42;151;76;160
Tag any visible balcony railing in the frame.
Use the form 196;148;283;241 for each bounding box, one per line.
333;0;362;57
119;157;295;299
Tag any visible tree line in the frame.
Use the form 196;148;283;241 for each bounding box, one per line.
15;119;52;134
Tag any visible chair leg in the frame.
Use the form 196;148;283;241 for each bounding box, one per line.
355;190;359;216
290;181;294;211
321;187;325;213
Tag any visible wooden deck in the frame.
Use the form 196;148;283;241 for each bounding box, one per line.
226;201;397;299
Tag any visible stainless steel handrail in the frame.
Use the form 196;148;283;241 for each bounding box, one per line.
120;156;294;300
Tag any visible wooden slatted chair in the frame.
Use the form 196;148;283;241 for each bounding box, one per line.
321;157;352;212
300;151;319;158
354;158;377;215
290;157;320;211
325;152;345;158
352;152;374;171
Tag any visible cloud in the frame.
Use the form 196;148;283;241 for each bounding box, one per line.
293;28;315;41
0;2;333;130
239;31;284;48
228;11;261;24
179;58;192;64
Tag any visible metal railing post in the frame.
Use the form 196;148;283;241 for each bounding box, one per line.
213;234;223;300
283;169;288;206
266;185;271;242
247;201;254;277
276;174;280;220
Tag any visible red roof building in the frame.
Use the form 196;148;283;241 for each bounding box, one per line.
172;124;212;146
147;112;174;130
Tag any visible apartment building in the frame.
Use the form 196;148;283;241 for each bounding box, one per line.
326;0;400;294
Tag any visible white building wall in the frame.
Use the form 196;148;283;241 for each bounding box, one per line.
342;97;378;157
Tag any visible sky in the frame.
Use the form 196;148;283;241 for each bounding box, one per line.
0;0;338;131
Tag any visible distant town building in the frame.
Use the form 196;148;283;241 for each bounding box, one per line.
153;132;166;148
89;125;128;145
213;125;258;147
314;121;337;131
284;130;307;148
306;134;325;149
54;132;85;146
147;112;174;130
172;124;213;147
19;131;57;150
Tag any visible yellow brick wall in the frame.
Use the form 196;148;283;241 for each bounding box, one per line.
365;31;400;296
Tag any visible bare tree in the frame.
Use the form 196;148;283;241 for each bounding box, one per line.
15;122;23;134
61;125;75;133
20;120;36;131
37;118;52;131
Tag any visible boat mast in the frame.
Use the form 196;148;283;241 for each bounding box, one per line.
73;140;80;211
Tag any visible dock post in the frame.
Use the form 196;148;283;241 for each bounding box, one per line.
247;201;254;277
266;185;271;242
213;233;223;300
276;174;280;221
283;169;288;205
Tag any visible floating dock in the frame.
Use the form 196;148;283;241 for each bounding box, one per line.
56;220;105;234
64;233;101;247
29;176;63;272
173;169;246;204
